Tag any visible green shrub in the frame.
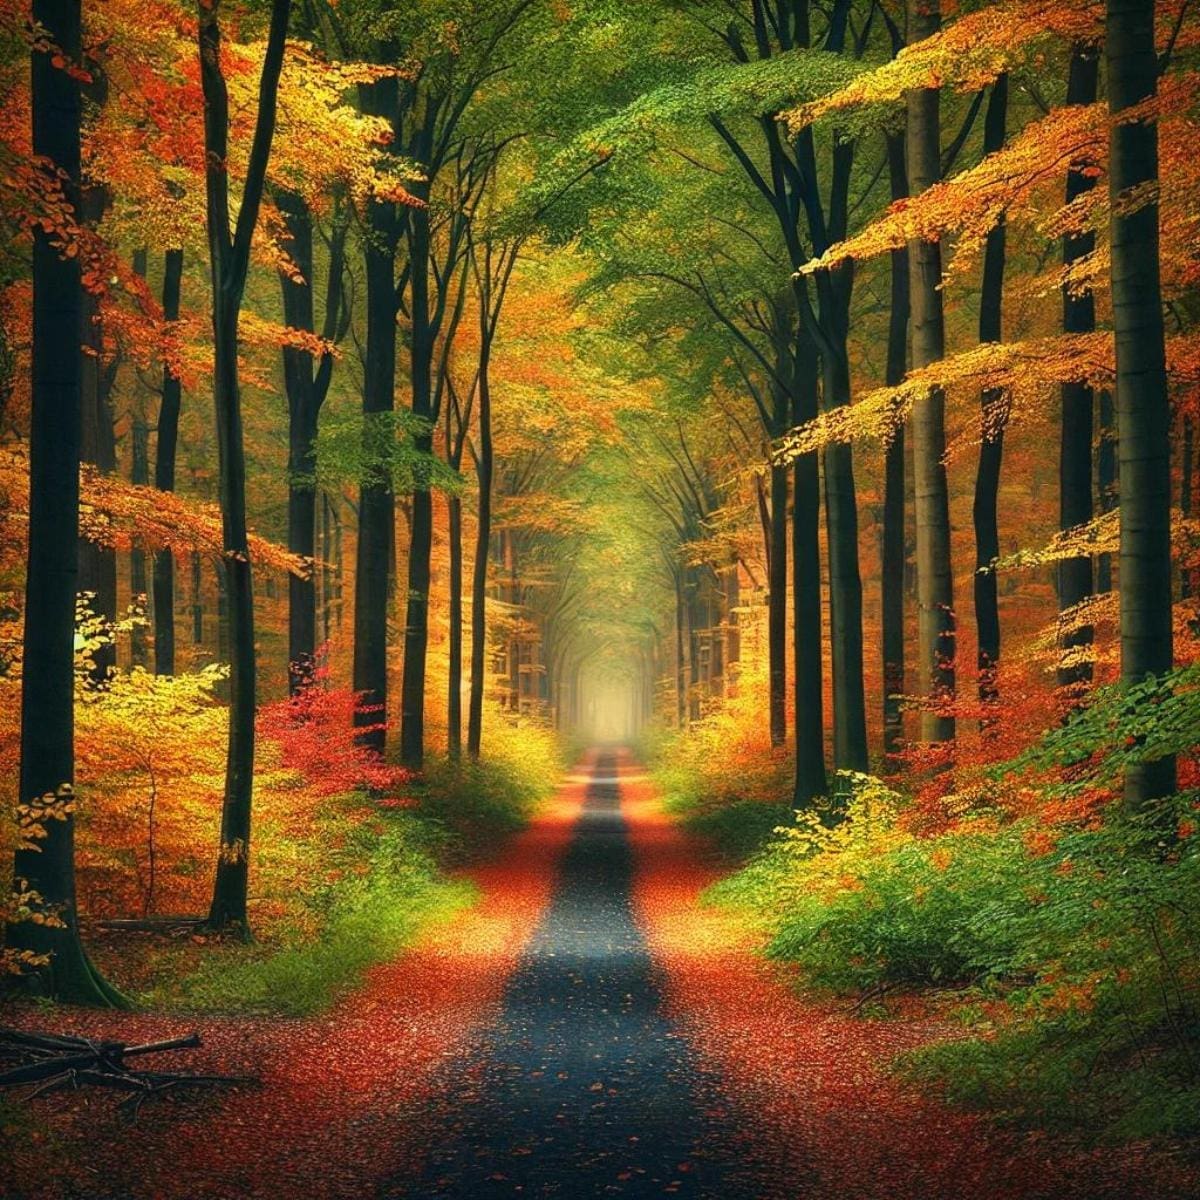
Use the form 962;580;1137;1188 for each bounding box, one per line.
712;769;1200;1139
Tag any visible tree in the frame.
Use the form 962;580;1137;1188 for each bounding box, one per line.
8;0;124;1006
152;248;184;676
277;188;347;692
1057;45;1100;697
905;0;956;745
1107;0;1176;807
971;74;1009;716
198;0;291;933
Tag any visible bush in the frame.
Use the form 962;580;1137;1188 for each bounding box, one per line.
712;770;1200;1139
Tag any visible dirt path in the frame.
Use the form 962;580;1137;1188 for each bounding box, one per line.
3;750;1197;1199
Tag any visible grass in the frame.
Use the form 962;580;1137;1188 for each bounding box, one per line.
91;733;565;1019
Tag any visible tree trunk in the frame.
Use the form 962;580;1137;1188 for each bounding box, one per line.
199;0;290;934
278;189;319;693
400;198;435;768
153;249;184;676
793;343;827;804
882;132;909;760
8;0;123;1006
352;79;399;757
467;340;494;759
1107;0;1176;807
821;343;868;770
1057;46;1100;694
447;491;463;759
971;74;1009;717
905;0;955;744
130;410;150;669
767;458;788;746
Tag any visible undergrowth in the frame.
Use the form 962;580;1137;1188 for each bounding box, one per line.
661;667;1200;1143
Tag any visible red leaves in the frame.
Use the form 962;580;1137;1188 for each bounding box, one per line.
257;666;410;800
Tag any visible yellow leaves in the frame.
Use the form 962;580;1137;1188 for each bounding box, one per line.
783;0;1102;132
773;331;1200;462
219;839;248;865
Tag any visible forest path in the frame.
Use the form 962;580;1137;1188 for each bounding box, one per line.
383;750;756;1198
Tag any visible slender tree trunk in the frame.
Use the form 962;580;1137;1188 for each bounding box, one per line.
821;342;868;770
674;569;687;727
1058;47;1100;694
767;457;788;745
130;410;150;669
400;197;436;768
882;132;909;760
467;341;494;759
1107;0;1176;807
793;343;827;804
353;79;399;756
905;0;955;743
199;0;290;933
971;75;1009;717
153;249;184;676
447;491;464;759
8;0;123;1005
278;189;319;693
77;72;117;686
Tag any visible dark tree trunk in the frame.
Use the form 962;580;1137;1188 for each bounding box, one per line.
278;189;319;693
77;71;117;687
971;75;1009;717
821;343;868;771
793;343;827;805
1107;0;1176;807
8;0;123;1006
1057;47;1100;694
199;0;290;934
400;197;435;768
467;342;494;759
130;412;150;668
767;440;788;745
153;249;184;676
882;132;909;760
279;191;344;694
447;491;464;759
352;76;400;758
905;0;956;743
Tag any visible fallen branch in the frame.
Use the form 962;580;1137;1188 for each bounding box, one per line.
0;1027;256;1120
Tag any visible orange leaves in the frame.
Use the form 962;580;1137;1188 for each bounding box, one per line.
0;448;305;576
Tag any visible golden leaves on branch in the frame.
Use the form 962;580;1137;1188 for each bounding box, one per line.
0;449;307;577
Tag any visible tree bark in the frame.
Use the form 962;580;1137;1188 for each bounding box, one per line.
199;0;290;934
905;0;956;744
8;0;124;1006
447;489;464;758
1107;0;1176;807
399;194;436;768
767;382;789;747
467;339;494;759
153;249;184;676
882;132;909;760
793;343;827;805
971;75;1009;717
1057;47;1100;694
352;78;400;757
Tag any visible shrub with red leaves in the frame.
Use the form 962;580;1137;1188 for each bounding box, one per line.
258;663;410;800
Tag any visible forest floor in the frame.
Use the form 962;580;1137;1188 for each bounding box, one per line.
2;750;1198;1199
